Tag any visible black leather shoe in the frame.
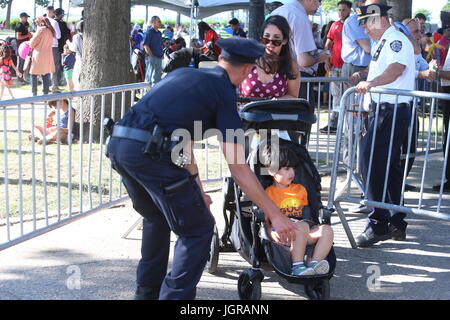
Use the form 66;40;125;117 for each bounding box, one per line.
389;225;406;241
355;230;391;247
404;184;416;191
433;182;450;192
134;286;160;300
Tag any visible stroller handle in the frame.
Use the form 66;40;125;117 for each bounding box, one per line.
240;111;316;124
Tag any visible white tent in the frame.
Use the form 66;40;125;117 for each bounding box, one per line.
71;0;291;19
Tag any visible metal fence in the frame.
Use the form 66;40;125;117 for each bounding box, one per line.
328;87;450;249
0;83;153;251
2;76;448;250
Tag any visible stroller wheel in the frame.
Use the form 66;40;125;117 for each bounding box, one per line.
237;269;263;300
207;225;220;274
304;279;330;300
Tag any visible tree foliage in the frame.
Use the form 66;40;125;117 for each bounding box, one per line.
321;0;340;13
36;0;50;8
413;8;432;20
443;1;450;12
0;0;12;9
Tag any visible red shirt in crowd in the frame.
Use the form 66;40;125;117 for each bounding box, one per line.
202;30;221;56
327;20;345;69
438;36;450;67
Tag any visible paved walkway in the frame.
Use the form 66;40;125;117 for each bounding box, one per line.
0;189;449;300
1;82;450;300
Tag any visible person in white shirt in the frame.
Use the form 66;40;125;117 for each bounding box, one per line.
46;6;62;92
352;3;415;248
271;0;330;113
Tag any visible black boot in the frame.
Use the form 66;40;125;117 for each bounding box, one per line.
134;286;160;300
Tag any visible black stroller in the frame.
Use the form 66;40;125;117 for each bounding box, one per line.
207;98;337;300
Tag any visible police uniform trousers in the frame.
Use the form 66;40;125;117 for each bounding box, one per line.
107;137;215;300
359;102;411;234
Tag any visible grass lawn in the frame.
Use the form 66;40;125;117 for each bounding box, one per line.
0;103;228;221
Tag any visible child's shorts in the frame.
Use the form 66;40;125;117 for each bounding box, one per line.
64;69;73;80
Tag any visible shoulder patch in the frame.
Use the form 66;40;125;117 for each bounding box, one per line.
390;40;402;53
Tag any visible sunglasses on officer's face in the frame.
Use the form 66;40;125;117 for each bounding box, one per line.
261;37;283;47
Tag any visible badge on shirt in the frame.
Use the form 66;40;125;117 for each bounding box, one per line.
372;39;386;62
390;40;403;53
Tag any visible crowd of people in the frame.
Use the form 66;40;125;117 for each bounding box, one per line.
0;6;83;98
2;0;447;300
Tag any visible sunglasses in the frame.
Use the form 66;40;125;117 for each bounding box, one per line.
261;37;283;47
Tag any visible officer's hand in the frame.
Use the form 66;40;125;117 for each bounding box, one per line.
355;81;373;95
267;213;299;246
350;72;361;85
201;192;213;210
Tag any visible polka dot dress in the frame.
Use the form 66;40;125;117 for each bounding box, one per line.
239;66;288;99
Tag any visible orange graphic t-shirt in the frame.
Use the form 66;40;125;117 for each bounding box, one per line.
265;184;309;220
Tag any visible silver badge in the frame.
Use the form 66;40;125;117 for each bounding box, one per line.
390;40;402;53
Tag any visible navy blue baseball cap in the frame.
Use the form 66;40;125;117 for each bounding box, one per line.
217;37;264;64
357;4;392;25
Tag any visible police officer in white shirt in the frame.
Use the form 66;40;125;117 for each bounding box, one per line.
352;3;415;247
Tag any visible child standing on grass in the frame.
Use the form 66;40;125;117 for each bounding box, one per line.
62;44;76;92
263;145;334;276
0;44;22;100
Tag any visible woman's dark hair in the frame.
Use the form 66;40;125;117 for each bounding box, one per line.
198;21;213;41
257;15;297;80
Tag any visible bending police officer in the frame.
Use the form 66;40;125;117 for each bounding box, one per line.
106;37;300;300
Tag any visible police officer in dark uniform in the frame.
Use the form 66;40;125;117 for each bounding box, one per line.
106;37;300;300
353;4;415;247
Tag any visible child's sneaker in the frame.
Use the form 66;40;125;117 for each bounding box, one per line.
291;264;315;276
309;260;330;275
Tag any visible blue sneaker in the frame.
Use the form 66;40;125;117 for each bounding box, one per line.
309;260;330;275
291;264;315;276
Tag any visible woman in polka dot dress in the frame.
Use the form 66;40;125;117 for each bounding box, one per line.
239;15;300;100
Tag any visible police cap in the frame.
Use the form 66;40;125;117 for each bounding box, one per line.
217;37;264;64
356;3;392;25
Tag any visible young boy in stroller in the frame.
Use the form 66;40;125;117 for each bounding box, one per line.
262;144;334;276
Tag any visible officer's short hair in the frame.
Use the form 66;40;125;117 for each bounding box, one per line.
338;0;353;9
219;56;249;68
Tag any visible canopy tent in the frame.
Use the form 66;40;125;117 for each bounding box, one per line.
70;0;291;19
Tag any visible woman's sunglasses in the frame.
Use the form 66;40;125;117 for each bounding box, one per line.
261;37;283;47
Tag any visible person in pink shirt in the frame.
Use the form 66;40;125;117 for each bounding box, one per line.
320;0;352;134
240;15;300;100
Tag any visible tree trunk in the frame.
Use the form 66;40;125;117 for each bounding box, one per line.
386;0;412;22
5;0;13;30
79;0;134;142
248;0;265;40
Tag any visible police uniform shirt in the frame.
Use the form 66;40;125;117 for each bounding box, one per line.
118;66;243;143
366;26;415;104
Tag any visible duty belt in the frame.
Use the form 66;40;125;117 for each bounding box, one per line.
112;125;182;155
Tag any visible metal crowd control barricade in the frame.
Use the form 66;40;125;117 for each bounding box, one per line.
0;83;154;251
302;77;350;173
328;87;450;249
0;81;231;248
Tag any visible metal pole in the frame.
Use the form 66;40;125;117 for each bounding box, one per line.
248;0;265;40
